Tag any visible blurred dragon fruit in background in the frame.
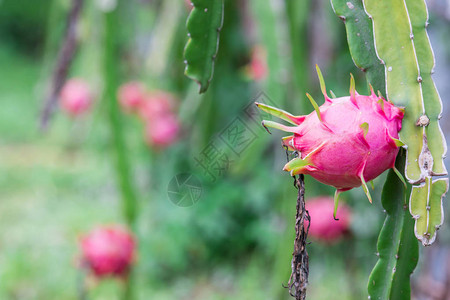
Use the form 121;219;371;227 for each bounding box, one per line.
257;66;405;212
144;113;180;148
80;226;136;278
117;83;180;149
306;196;352;243
60;78;93;116
246;45;268;82
138;91;175;122
117;81;146;113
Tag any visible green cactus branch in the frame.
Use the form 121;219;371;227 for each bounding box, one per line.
330;0;385;94
183;0;224;93
368;152;418;300
363;0;448;246
362;0;447;183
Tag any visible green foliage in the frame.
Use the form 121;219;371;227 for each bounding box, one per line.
330;0;385;94
0;0;52;54
368;153;418;300
184;0;224;93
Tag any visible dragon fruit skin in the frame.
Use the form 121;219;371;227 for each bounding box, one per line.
80;226;136;278
257;69;404;203
60;78;92;116
305;196;352;243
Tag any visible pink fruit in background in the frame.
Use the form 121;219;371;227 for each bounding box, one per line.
257;66;404;211
80;226;135;277
117;82;146;113
138;91;175;121
247;46;268;81
144;113;179;148
305;196;351;243
60;78;92;116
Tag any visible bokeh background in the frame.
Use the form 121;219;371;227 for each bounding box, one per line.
0;0;450;299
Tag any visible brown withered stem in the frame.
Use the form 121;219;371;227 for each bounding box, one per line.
287;174;310;300
40;0;84;130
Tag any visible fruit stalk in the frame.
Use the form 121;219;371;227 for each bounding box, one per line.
288;175;309;300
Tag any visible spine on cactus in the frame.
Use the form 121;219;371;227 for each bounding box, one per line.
363;0;448;246
183;0;224;93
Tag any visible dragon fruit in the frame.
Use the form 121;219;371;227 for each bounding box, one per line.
144;113;180;148
60;78;92;116
117;81;146;113
138;91;175;121
256;66;405;213
246;46;268;82
305;196;351;243
80;226;135;278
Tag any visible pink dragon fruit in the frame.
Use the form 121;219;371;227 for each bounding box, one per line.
138;91;175;121
144;113;180;148
117;81;146;113
256;66;404;211
60;78;93;116
246;46;268;81
305;196;351;243
80;226;136;278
